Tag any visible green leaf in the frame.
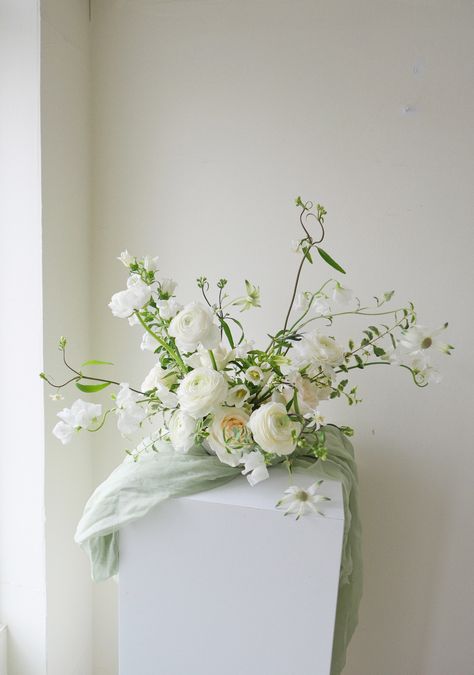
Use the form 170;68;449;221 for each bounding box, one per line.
373;345;386;357
316;247;346;274
75;381;112;393
81;359;114;367
302;246;313;263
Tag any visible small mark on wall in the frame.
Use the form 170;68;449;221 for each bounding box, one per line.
402;105;417;115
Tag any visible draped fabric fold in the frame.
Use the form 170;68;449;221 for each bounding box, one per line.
75;424;362;675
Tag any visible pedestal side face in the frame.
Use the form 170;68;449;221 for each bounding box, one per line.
119;485;344;675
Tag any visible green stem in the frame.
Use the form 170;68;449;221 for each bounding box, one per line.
135;312;187;373
208;350;218;371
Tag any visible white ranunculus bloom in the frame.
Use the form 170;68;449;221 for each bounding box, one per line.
141;364;177;392
53;399;102;445
115;383;147;435
169;409;195;453
248;402;301;456
108;274;153;319
185;343;234;370
276;480;330;519
206;407;250;467
140;331;157;352
157;297;182;320
241;451;269;486
226;383;250;407
293;331;344;374
168;302;220;352
177;367;228;419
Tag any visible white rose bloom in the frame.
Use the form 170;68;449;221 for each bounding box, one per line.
293;331;344;375
226;384;250;407
141;331;157;352
248;402;301;456
206;407;250;467
168;302;220;352
157;297;182;320
141;364;177;392
177;367;228;419
185;343;234;370
109;274;153;319
241;451;269;486
53;399;102;445
115;383;147;435
169;410;195;453
159;278;177;297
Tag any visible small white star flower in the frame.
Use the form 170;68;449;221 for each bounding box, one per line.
400;324;452;355
276;480;330;520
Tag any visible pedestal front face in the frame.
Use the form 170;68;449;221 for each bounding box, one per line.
119;468;344;675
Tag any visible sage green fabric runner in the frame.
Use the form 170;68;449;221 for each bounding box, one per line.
75;424;362;675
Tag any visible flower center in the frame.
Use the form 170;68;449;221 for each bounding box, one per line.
421;337;432;349
295;490;308;502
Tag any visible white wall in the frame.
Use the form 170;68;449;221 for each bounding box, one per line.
41;1;94;674
89;1;474;674
0;1;47;673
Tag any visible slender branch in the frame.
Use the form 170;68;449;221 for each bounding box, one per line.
135;311;187;373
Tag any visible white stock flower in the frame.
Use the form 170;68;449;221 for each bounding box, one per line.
115;383;147;435
293;331;344;375
168;302;220;352
186;343;234;370
157;298;182;320
207;407;250;467
109;274;153;319
53;399;102;445
226;384;250;407
169;410;195;453
248;402;301;456
177;367;228;419
117;250;134;267
276;480;330;519
241;451;269;486
141;332;157;352
400;324;452;355
141;364;177;392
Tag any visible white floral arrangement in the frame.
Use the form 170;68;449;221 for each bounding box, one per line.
41;197;452;516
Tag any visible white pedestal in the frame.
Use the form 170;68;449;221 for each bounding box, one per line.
119;466;344;675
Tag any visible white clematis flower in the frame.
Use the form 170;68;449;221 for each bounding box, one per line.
400;324;452;355
206;407;251;467
109;274;153;319
241;451;269;486
177;367;228;419
168;302;220;352
53;399;102;445
169;409;195;453
276;480;330;519
115;383;147;435
248;402;301;456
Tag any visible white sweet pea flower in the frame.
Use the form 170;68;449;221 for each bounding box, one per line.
141;332;157;352
169;302;220;352
276;480;330;519
234;340;255;358
245;366;264;385
53;399;102;445
400;324;452;355
117;250;134;267
109;274;153;319
143;255;160;272
293;330;344;376
206;407;251;467
241;451;269;486
406;351;443;385
248;402;301;456
128;314;139;327
185;343;234;370
115;383;147;435
141;364;177;392
159;278;177;297
169;409;195;453
157;297;183;320
155;385;179;408
226;383;250;407
331;283;354;307
177;367;228;419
